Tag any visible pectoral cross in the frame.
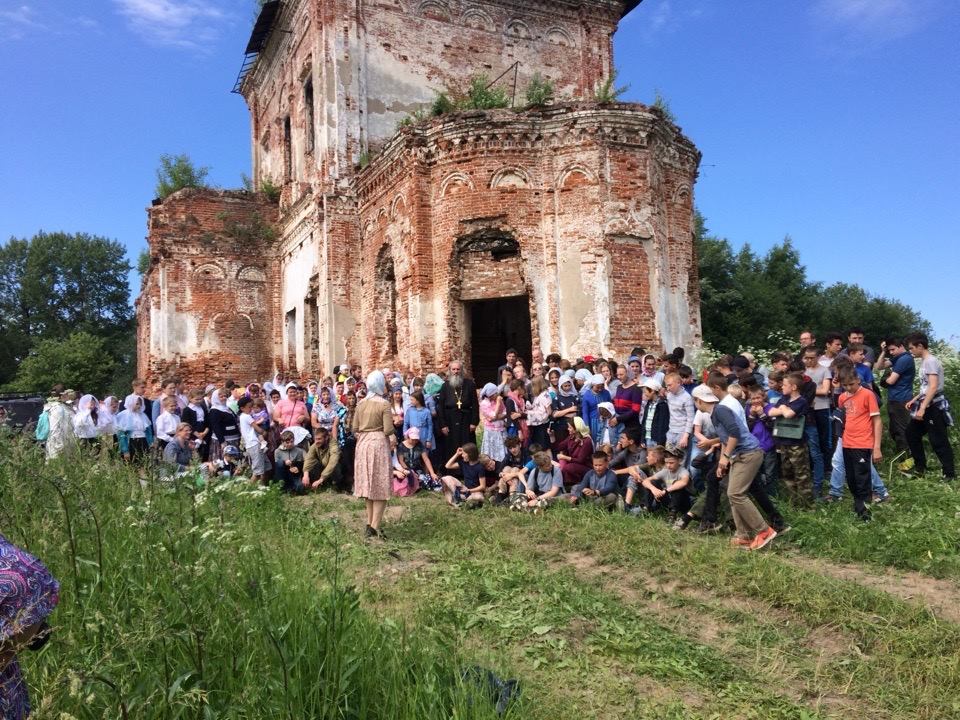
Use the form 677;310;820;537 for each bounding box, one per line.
456;399;462;410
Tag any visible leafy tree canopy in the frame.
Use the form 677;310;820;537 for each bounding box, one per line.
695;210;931;351
0;231;132;387
12;331;118;397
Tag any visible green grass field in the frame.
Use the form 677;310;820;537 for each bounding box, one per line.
4;435;960;719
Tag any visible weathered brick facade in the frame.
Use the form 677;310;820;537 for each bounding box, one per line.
136;0;701;386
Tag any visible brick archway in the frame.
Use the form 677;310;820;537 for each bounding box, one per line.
453;230;532;380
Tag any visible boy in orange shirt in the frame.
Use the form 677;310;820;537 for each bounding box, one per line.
837;369;883;521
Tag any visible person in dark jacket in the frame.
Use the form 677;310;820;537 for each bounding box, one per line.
639;378;669;447
181;389;210;461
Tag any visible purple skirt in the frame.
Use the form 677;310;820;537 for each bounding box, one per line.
1;535;60;720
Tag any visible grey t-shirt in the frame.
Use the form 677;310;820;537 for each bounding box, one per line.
920;355;945;397
806;365;832;411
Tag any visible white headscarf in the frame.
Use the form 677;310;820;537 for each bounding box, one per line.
481;382;499;398
210;390;230;413
116;394;149;433
559;377;578;398
73;394;100;436
99;396;117;435
366;370;387;397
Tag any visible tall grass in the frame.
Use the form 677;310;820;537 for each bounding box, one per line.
1;438;506;719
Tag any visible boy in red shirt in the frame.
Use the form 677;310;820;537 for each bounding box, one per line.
837;369;883;521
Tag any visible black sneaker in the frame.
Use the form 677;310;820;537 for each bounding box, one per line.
695;521;721;534
364;524;376;539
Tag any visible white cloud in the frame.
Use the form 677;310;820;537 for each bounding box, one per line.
0;4;46;40
812;0;937;43
113;0;228;50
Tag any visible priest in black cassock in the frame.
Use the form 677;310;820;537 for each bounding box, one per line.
436;360;479;458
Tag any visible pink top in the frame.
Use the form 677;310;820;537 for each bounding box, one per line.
273;398;308;427
480;397;505;432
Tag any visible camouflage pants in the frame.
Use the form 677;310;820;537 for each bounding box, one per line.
778;444;812;507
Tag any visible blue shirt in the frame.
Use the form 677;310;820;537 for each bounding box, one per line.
855;363;875;388
711;405;760;456
573;468;619;498
527;464;564;495
886;353;915;402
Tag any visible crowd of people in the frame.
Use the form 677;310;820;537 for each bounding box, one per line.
26;328;955;547
4;327;957;717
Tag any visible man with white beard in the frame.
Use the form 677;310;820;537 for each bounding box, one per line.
436;360;479;461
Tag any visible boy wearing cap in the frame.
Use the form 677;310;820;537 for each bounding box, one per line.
695;379;777;551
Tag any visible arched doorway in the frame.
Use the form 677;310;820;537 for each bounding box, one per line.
455;230;532;384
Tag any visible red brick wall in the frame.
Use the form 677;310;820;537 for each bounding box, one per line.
135;189;279;389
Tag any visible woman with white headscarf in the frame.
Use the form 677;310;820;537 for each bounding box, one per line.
98;396;119;444
208;390;240;461
581;374;611;444
116;395;154;465
352;370;395;540
478;382;506;461
551;375;580;445
73;394;101;449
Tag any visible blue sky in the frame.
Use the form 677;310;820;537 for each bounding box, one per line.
2;0;958;341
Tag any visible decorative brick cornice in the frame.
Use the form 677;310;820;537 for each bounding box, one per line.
354;101;700;206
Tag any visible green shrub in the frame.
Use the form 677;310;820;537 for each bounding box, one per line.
465;75;510;110
593;69;630;104
155;153;210;200
524;73;554;107
259;176;281;202
430;91;457;116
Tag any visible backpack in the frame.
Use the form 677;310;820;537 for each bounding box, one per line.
34;410;50;442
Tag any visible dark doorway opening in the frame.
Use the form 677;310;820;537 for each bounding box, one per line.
468;295;532;386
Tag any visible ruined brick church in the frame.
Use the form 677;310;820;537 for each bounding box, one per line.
136;0;702;386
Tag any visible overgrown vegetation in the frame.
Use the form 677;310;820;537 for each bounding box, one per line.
594;69;630;104
524;73;554;107
651;88;676;123
2;441;508;719
155;153;210;200
6;415;960;718
259;176;281;202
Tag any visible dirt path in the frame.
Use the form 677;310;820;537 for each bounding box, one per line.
787;552;960;624
551;547;878;719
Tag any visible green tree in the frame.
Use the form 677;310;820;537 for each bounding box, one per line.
155;153;210;200
694;209;931;352
12;331;117;396
0;232;133;386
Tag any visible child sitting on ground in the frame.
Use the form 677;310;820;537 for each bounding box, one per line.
569;451;621;510
624;445;665;510
274;430;306;494
394;427;441;496
637;447;691;515
518;449;564;511
441;443;486;508
493;436;528;503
